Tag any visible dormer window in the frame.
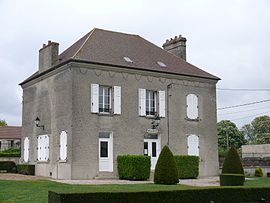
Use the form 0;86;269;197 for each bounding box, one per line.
157;61;167;68
123;56;133;63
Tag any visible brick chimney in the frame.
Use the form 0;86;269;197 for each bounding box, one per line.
39;40;59;73
162;35;187;61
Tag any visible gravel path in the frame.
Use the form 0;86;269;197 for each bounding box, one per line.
0;173;50;181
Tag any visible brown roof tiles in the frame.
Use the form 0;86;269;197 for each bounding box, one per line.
0;126;21;139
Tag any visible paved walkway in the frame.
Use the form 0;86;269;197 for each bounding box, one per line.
0;173;220;186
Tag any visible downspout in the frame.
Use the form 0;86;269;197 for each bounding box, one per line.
167;83;172;145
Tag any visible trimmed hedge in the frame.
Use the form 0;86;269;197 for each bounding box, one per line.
0;161;17;173
255;167;263;177
222;146;244;175
174;155;199;179
154;145;179;185
220;173;245;186
17;164;35;175
48;187;270;203
0;148;20;157
117;155;150;180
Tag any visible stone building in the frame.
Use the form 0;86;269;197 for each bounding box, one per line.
20;28;220;179
0;126;21;150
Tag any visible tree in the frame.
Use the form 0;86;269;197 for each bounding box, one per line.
222;146;244;175
217;120;245;150
251;115;270;144
241;124;255;144
0;120;7;126
154;145;179;185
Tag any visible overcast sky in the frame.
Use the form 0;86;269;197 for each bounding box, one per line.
0;0;270;128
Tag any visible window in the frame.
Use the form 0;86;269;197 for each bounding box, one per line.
99;86;111;113
100;141;108;157
187;134;199;156
139;89;165;117
23;137;29;162
91;84;121;114
157;61;167;68
186;94;198;120
146;90;157;116
123;56;133;63
59;131;67;161
37;135;49;162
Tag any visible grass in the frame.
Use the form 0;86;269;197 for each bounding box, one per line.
0;179;195;203
0;177;269;202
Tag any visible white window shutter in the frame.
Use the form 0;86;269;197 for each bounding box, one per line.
138;88;146;116
188;134;199;156
91;84;99;113
60;131;67;161
113;86;121;115
23;137;29;162
159;90;166;117
187;94;198;119
45;135;49;161
38;136;42;161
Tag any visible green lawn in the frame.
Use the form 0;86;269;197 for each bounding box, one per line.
0;177;269;203
0;180;195;203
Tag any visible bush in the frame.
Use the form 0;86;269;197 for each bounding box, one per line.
17;164;35;175
0;161;17;173
154;145;179;185
48;187;270;203
0;148;20;157
117;155;150;180
174;155;199;179
255;167;263;177
222;146;244;175
220;173;245;186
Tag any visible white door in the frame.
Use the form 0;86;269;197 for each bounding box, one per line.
99;133;113;172
144;138;160;170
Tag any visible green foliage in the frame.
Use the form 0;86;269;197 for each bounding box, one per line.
218;148;228;158
0;119;7;126
255;167;263;177
241;124;256;144
154;145;179;185
117;155;150;180
49;187;270;203
251;115;270;144
0;161;17;173
218;120;246;150
220;173;245;186
174;155;199;179
222;146;244;175
0;148;20;157
17;164;35;175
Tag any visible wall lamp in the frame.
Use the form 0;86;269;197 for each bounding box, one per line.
35;117;45;130
151;115;161;129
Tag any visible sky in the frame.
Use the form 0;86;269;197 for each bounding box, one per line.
0;0;270;128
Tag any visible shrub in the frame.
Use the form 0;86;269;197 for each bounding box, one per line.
117;155;150;180
17;164;35;175
154;145;179;185
255;167;263;177
220;173;245;186
0;148;20;157
0;161;17;173
48;187;270;203
174;155;199;179
222;146;244;175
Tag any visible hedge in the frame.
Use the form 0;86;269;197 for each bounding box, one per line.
0;161;17;173
174;155;199;179
117;155;150;180
220;174;245;186
0;148;20;157
48;187;270;203
17;164;35;175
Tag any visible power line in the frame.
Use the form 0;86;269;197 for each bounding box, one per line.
218;106;270;115
217;99;270;110
217;88;270;91
230;111;270;121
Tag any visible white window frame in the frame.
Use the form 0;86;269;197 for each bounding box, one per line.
146;90;157;116
99;86;112;113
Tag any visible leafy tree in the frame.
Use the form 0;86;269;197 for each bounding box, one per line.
218;120;245;150
0;120;7;126
251;115;270;144
241;124;255;144
154;145;179;185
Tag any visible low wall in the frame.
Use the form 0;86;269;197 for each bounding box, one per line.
0;157;20;164
242;144;270;158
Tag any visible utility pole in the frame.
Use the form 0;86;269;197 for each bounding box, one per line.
226;128;229;151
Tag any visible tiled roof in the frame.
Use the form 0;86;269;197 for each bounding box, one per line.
20;28;219;85
0;126;21;139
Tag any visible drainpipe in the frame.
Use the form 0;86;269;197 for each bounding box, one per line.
167;83;172;145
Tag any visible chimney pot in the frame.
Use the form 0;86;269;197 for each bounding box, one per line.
48;40;51;44
43;44;46;48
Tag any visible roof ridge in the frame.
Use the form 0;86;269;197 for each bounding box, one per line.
72;28;96;59
94;28;139;37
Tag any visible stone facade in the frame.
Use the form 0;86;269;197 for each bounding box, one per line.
20;29;219;180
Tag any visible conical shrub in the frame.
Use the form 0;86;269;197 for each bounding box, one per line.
222;146;244;174
154;145;179;185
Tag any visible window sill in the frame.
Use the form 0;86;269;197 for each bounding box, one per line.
185;118;200;122
145;115;156;119
37;161;49;164
98;112;113;117
59;160;67;163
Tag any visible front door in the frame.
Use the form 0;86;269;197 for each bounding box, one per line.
99;132;113;172
144;138;160;170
